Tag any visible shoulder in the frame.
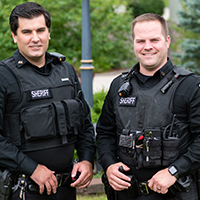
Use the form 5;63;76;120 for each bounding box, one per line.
109;74;122;90
106;74;122;100
176;72;200;100
0;57;17;85
48;52;76;73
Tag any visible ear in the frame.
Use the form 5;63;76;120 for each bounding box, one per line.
166;35;171;49
11;32;17;43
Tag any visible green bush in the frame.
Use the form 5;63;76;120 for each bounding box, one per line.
74;89;107;160
128;0;165;18
91;89;107;124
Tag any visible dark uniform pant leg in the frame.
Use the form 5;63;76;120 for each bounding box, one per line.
118;190;163;200
118;191;197;200
11;185;76;200
175;180;198;200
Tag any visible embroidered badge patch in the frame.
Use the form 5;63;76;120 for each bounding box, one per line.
30;89;52;100
119;97;137;107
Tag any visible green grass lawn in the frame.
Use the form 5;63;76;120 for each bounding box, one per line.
77;194;107;200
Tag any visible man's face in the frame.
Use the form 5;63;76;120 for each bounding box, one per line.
133;20;170;76
12;15;50;67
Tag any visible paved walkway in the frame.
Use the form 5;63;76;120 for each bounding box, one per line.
77;177;104;194
93;68;128;93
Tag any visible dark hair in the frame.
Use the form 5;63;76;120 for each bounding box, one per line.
131;13;169;40
10;2;51;35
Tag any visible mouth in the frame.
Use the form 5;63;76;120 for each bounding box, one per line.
142;53;157;56
29;45;42;50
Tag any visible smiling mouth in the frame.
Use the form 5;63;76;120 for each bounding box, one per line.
30;46;41;48
142;53;156;56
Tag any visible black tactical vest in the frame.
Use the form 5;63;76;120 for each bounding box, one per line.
1;54;84;152
115;66;193;169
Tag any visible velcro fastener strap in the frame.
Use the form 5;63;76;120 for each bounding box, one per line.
62;99;81;128
138;103;146;128
52;101;68;144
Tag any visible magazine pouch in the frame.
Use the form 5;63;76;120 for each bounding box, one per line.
62;98;85;136
162;138;180;166
143;137;162;168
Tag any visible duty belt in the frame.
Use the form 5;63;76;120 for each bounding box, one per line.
126;175;192;198
15;172;73;194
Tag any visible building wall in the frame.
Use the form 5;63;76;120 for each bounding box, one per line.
169;0;183;23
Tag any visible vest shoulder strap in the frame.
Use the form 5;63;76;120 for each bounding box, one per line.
173;66;194;76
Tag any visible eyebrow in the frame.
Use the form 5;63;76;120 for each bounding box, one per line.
135;37;161;42
21;27;46;33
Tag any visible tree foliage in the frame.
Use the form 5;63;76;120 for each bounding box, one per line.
127;0;165;18
178;0;200;74
0;0;134;72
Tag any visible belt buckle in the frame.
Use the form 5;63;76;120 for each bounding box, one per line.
56;174;63;187
139;182;149;195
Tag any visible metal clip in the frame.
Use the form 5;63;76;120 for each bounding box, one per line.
139;182;149;195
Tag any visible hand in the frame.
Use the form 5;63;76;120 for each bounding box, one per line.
148;168;177;194
106;162;131;191
70;160;93;188
30;164;58;195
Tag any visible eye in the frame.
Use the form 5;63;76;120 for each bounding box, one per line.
151;38;159;42
137;40;144;43
37;28;46;33
22;30;31;34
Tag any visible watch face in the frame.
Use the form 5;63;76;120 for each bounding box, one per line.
169;166;177;175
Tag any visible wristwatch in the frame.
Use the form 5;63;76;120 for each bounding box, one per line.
168;166;179;179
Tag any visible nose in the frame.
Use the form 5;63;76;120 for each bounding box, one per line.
31;32;39;42
144;41;152;50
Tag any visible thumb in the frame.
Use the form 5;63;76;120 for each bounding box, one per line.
121;164;130;172
71;165;79;178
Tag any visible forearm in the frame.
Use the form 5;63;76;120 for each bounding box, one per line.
0;135;38;175
75;97;96;164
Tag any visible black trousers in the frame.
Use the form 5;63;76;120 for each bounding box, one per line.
117;180;198;200
11;185;76;200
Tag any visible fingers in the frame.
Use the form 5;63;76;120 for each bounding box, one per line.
108;171;131;191
148;168;176;194
71;174;92;188
70;170;92;188
31;164;58;195
106;163;131;191
149;183;168;194
38;173;58;195
70;160;93;188
39;184;45;194
48;174;58;194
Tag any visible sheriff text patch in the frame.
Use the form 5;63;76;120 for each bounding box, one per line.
119;97;137;107
30;89;52;100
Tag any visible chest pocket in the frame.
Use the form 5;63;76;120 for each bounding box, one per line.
20;98;84;142
21;104;56;141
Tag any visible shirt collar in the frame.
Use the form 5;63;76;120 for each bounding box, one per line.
158;58;174;77
13;49;53;68
13;50;28;68
132;58;173;77
132;58;174;85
